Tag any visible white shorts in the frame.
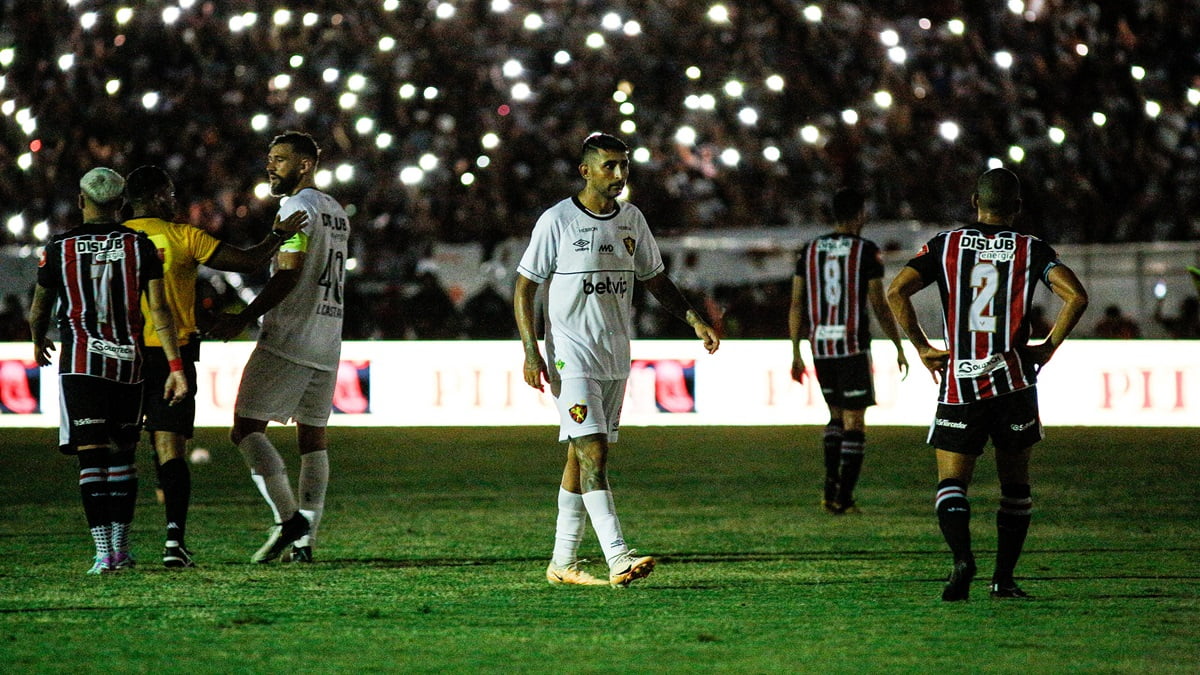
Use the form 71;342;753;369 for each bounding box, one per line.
552;377;626;443
235;348;337;427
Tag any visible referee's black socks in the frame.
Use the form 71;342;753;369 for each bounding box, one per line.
158;457;191;545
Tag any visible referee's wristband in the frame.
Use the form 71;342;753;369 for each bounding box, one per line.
168;358;184;373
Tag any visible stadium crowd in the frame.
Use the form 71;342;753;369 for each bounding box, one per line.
0;1;1198;339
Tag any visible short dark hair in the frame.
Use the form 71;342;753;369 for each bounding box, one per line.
270;130;321;161
976;168;1021;215
124;165;172;204
581;132;628;162
832;188;865;223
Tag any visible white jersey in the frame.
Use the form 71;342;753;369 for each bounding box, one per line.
258;187;348;371
517;196;664;380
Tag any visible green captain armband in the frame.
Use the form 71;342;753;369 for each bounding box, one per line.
278;231;309;253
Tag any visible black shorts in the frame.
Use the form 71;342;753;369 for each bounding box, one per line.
140;341;199;438
59;374;143;454
813;353;876;409
927;387;1043;456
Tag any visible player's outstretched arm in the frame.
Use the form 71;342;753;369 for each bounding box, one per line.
788;274;808;383
207;211;309;273
887;267;944;383
643;272;719;354
514;274;549;391
206;253;304;341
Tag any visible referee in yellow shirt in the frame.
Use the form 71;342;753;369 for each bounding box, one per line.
123;165;306;567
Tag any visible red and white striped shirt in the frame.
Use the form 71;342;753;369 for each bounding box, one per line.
796;233;884;358
37;223;163;383
905;224;1060;404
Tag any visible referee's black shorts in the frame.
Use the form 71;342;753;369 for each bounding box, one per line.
140;340;199;439
927;387;1043;456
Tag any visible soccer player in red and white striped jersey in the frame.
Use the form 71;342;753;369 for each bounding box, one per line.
29;167;188;574
887;168;1088;601
789;188;908;514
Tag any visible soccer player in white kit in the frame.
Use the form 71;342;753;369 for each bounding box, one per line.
209;131;349;564
515;133;720;587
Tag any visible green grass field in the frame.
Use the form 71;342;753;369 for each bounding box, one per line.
1;425;1196;673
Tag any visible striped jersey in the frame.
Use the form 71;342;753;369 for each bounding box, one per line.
123;217;221;348
257;187;349;371
905;223;1061;404
517;196;665;380
796;233;884;358
36;223;163;383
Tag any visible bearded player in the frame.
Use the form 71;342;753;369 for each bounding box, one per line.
209;131;349;564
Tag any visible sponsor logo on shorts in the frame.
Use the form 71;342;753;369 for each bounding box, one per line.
73;417;105;426
955;354;1007;378
568;403;588;424
935;418;968;429
316;304;343;318
1010;419;1037;431
844;389;868;397
87;338;136;361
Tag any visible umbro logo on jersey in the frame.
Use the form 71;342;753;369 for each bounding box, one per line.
573;239;590;251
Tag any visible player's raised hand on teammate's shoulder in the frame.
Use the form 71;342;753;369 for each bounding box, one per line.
273;210;309;235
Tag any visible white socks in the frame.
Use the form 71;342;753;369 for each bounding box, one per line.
295;450;328;548
238;432;297;521
581;489;627;567
551;488;587;566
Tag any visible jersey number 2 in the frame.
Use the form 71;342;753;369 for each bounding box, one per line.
968;263;998;332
